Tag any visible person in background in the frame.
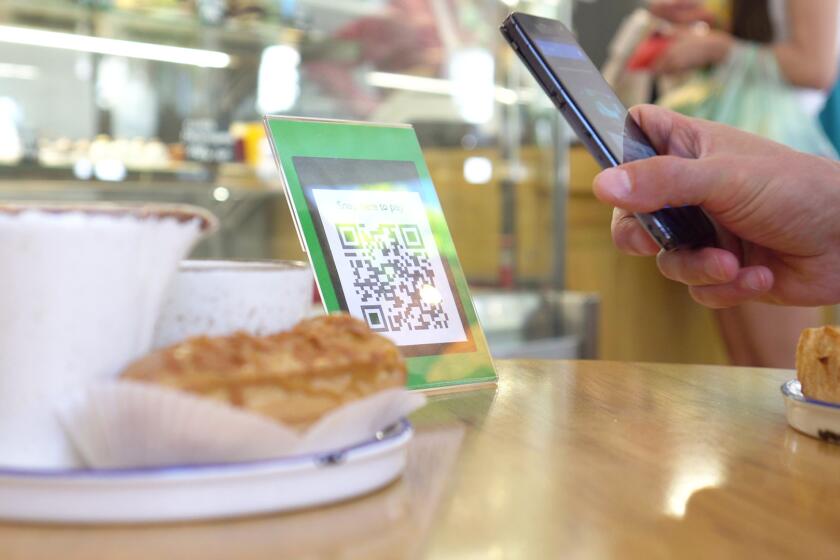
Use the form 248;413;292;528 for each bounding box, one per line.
643;0;840;369
303;0;445;117
650;0;839;100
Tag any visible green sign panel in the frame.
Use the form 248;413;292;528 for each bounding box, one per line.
265;117;496;390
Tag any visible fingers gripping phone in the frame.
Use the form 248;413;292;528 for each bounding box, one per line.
500;12;716;251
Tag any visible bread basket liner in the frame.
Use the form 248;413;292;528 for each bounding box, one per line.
56;381;426;469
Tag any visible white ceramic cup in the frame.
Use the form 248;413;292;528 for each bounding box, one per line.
152;260;314;349
0;203;215;469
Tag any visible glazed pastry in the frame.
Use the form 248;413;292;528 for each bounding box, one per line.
121;314;406;429
796;326;840;403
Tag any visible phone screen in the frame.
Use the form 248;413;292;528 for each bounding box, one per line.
515;15;657;165
503;12;717;250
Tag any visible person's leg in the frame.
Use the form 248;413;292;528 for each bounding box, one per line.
715;303;822;368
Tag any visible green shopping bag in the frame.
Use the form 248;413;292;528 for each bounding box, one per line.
659;43;838;158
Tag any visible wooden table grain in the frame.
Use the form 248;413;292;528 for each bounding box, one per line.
1;360;838;559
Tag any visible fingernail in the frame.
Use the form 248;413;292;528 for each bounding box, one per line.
704;257;725;282
745;270;767;291
597;168;632;199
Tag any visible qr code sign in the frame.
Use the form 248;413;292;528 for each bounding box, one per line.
312;189;467;348
336;223;451;333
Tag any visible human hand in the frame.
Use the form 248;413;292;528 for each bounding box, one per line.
652;28;733;74
593;105;840;308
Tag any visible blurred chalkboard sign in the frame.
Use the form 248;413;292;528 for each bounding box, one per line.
181;119;234;163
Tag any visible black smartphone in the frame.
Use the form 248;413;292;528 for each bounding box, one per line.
500;12;716;251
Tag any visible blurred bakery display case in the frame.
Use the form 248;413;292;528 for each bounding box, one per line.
0;0;601;356
0;0;572;272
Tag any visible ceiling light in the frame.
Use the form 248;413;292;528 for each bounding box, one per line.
463;157;493;184
213;186;231;202
449;48;495;124
367;71;530;106
257;45;300;114
0;63;39;80
367;72;453;95
0;25;231;68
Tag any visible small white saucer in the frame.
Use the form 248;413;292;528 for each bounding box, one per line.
781;380;840;444
0;420;412;524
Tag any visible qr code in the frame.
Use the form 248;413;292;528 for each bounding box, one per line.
336;223;452;333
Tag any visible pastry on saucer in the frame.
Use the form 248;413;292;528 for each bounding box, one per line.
797;326;840;404
122;314;406;429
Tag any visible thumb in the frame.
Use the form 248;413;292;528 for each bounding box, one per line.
593;155;749;214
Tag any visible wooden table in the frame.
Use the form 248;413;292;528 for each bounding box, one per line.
2;360;839;559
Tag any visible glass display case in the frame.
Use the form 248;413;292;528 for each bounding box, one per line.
0;0;574;286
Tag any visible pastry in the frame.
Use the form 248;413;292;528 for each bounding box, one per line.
121;314;406;429
796;325;840;403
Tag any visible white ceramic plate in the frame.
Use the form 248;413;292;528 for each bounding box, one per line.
0;420;412;524
781;380;840;444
